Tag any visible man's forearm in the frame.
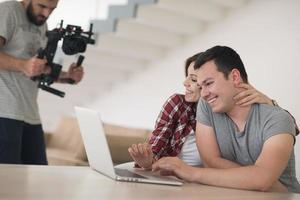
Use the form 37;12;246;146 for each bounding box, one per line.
0;52;24;72
56;71;69;83
203;157;287;192
191;165;276;192
204;156;241;169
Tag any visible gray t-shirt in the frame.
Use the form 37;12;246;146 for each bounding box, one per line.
0;1;47;124
197;99;300;193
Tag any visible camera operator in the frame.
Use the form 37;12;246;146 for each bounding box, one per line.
0;0;84;165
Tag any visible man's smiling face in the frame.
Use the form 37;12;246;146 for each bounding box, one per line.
196;60;237;113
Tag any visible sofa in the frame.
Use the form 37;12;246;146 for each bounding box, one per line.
45;116;151;166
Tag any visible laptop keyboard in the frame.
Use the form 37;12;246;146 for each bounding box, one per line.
115;168;147;179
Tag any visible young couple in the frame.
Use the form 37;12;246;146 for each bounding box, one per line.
128;46;300;193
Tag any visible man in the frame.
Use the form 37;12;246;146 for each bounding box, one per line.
152;46;300;193
0;0;84;164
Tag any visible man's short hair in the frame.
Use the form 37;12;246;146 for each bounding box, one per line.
194;46;248;83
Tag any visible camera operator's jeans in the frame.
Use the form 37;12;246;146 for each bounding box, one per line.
0;118;48;165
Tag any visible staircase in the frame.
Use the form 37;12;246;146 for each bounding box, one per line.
38;0;249;131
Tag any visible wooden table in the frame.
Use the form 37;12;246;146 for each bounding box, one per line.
0;164;299;200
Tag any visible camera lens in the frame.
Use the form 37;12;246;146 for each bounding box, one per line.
62;36;87;55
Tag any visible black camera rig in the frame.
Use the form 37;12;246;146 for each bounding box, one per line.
32;20;95;97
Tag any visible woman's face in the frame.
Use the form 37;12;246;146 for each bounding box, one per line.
183;62;201;102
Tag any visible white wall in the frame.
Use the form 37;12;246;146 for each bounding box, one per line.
89;0;300;176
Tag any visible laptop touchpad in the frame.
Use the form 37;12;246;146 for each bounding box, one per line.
115;168;148;179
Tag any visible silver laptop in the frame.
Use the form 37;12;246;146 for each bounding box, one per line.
74;106;183;186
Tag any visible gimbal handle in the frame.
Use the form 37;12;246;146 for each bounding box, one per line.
59;55;85;84
38;82;65;97
31;48;45;81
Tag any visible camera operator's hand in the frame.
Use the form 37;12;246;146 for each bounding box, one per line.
66;63;84;84
22;56;47;77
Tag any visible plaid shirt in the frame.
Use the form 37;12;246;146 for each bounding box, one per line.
149;94;197;161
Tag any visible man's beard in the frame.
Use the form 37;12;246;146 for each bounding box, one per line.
26;1;47;26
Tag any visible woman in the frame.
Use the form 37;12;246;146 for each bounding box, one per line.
128;52;296;169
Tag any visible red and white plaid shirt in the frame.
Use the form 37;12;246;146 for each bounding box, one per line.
149;94;197;161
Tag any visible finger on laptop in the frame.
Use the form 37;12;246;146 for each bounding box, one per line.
128;144;138;156
138;143;145;155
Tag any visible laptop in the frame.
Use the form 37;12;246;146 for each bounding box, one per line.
74;106;183;186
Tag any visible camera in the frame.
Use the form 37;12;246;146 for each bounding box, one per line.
62;24;93;55
32;20;95;97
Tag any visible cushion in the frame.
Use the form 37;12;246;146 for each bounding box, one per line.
103;123;150;164
47;116;85;159
46;148;88;166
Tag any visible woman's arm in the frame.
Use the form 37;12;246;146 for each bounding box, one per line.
233;83;273;106
128;94;183;169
